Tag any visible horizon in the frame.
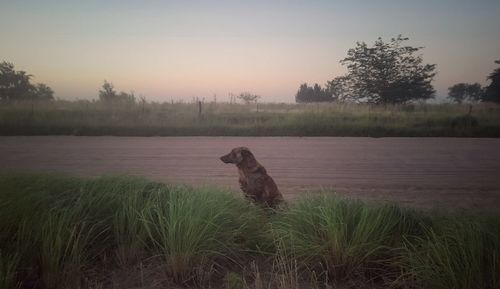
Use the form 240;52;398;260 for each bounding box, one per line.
1;0;499;103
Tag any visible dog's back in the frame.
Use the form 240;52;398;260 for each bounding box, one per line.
240;166;283;207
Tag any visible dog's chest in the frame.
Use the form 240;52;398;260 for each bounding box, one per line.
237;169;246;182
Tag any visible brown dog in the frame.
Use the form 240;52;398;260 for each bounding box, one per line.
220;147;284;208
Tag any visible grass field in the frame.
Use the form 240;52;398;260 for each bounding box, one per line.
1;173;499;289
1;100;500;137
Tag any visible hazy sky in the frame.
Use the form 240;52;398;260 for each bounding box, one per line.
1;0;499;102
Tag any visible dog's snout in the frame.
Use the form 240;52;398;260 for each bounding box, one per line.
220;154;231;163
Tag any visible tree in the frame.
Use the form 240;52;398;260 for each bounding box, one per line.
237;92;260;104
447;83;483;103
295;83;309;103
0;61;54;101
98;80;136;104
32;83;54;100
0;61;33;101
326;76;353;102
99;80;117;102
482;60;500;103
117;91;136;103
295;83;334;103
333;35;436;104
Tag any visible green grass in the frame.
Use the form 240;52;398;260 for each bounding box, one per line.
0;173;499;289
0;251;21;289
271;196;423;284
1;100;500;137
404;215;500;289
140;186;265;283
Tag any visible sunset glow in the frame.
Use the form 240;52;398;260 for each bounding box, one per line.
1;0;499;102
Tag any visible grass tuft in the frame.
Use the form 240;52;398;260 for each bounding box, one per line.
405;216;500;289
0;251;21;289
140;186;264;283
271;195;425;285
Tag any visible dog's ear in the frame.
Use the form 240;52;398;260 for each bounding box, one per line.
241;148;258;171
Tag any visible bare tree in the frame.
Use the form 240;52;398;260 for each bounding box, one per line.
237;92;261;104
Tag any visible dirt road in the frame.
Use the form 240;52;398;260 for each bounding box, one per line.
1;136;499;210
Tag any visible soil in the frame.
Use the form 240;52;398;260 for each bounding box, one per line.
1;136;499;211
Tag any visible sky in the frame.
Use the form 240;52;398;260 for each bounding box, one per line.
1;0;499;103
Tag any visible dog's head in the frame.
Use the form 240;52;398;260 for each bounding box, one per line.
220;147;258;168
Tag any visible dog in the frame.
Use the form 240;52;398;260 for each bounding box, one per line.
220;147;284;208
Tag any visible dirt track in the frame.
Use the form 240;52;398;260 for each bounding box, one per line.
1;136;499;210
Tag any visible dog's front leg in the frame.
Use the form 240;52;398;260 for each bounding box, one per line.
239;178;248;193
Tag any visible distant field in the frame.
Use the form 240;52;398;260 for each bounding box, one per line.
1;100;500;137
1;173;499;289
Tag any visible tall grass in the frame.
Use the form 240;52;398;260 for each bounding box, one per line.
140;186;265;283
405;216;500;289
0;251;21;289
271;195;425;286
0;173;499;289
1;100;499;136
37;208;104;288
0;173;266;288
